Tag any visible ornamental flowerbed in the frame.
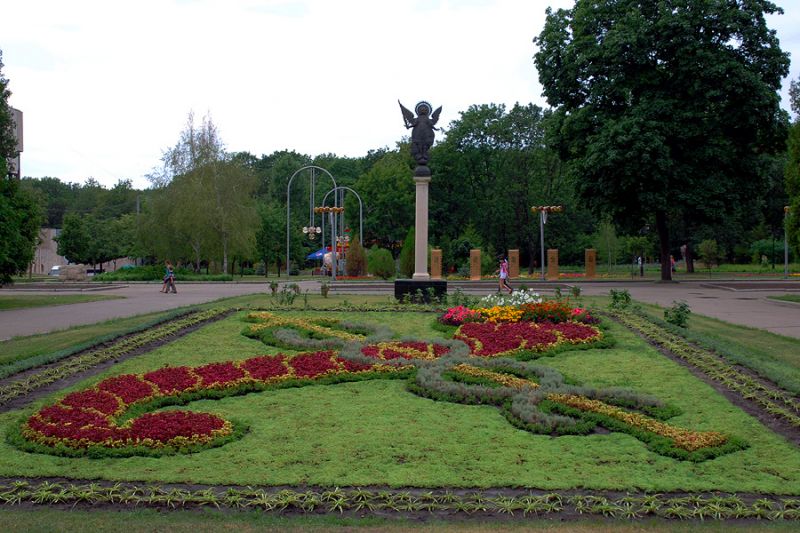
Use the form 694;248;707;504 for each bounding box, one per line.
413;356;747;461
455;320;602;357
14;350;404;457
360;341;452;361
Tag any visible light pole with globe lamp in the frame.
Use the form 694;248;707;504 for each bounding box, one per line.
531;205;563;280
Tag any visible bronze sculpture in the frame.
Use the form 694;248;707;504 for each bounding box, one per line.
399;100;442;170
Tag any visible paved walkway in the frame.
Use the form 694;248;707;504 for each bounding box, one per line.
1;279;799;341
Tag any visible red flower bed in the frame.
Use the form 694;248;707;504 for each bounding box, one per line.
360;341;451;361
240;355;290;381
97;374;156;405
143;366;200;395
20;350;396;454
195;362;248;387
289;351;340;378
60;389;122;416
128;411;226;442
455;320;601;357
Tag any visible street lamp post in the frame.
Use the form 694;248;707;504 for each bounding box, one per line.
531;205;563;280
786;206;791;279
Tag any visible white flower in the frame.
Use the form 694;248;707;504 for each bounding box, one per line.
478;288;542;308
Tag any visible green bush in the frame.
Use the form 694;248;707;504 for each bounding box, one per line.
345;236;367;277
369;248;395;280
697;239;721;270
664;300;691;328
399;227;415;278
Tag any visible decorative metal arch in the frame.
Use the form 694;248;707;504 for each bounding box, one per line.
286;166;337;277
320;186;364;248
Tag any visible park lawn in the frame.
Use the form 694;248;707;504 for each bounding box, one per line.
635;301;800;394
0;293;123;311
770;294;800;304
0;308;188;369
1;311;798;495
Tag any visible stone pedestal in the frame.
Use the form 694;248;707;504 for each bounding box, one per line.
546;249;559;280
585;248;597;279
508;249;519;278
394;279;447;303
470;249;481;280
431;249;442;280
412;175;431;280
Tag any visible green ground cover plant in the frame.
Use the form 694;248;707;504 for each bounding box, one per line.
0;294;123;310
0;310;798;494
634;302;800;394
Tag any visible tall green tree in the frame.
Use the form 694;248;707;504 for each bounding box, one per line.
353;147;414;250
0;50;42;284
535;0;790;280
431;103;581;271
56;213;91;264
787;81;800;255
153;112;258;273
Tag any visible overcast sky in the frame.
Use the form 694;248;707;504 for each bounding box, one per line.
4;0;800;190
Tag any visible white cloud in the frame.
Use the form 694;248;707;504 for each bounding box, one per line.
3;0;799;189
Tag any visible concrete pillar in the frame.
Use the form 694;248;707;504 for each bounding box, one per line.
431;249;442;280
470;249;481;280
508;249;519;278
585;249;597;279
546;249;559;280
412;176;431;280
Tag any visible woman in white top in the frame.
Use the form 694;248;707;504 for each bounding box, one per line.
498;258;512;294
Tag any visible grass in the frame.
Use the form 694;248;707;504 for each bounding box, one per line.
2;311;799;494
4;508;799;533
769;295;800;304
0;294;123;310
0;309;176;368
634;301;800;394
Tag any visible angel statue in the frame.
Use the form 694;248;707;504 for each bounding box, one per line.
399;100;442;168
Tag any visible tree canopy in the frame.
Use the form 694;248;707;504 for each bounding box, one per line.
534;0;790;279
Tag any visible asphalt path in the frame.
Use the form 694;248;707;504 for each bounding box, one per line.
1;279;799;341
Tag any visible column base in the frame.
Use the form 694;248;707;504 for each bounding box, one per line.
394;279;447;303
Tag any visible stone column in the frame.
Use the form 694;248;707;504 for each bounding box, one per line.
470;249;481;280
508;249;519;278
431;249;442;280
585;249;597;279
412;175;431;280
546;249;559;280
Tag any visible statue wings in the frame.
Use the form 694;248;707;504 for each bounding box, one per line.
431;106;442;126
398;100;415;128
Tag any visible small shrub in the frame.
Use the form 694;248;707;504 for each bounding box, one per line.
399;228;415;278
345;236;367;277
369;248;395;280
664;301;691;328
697;239;721;270
609;288;631;309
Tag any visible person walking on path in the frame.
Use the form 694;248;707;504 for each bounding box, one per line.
162;261;177;294
498;257;512;294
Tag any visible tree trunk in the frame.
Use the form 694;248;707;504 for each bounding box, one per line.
656;209;672;281
685;242;695;273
